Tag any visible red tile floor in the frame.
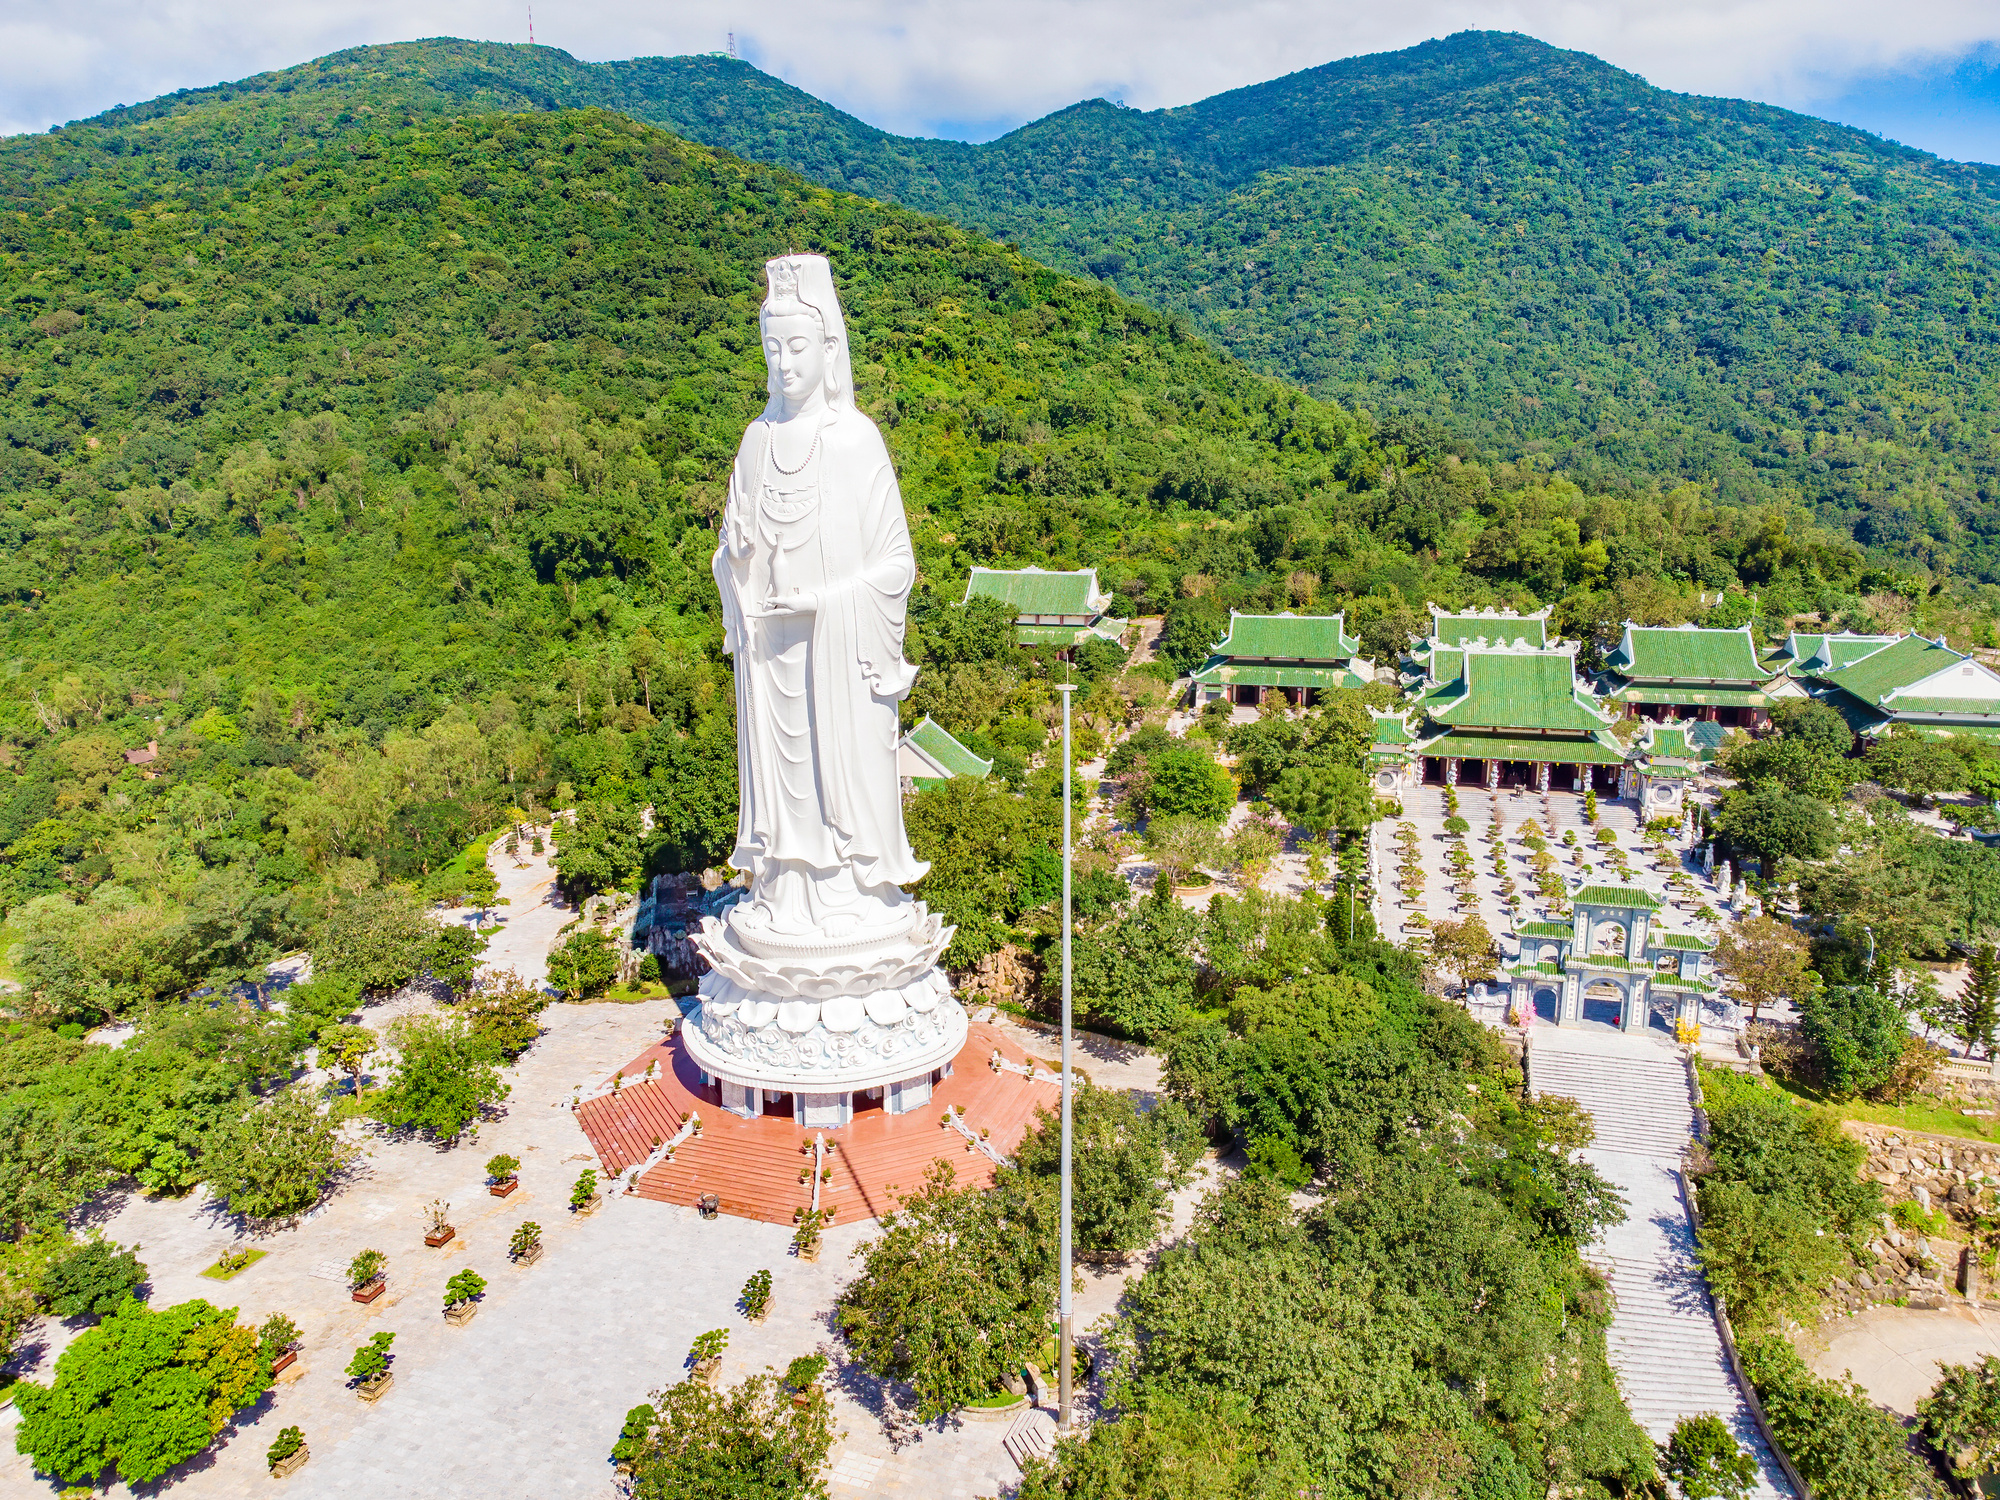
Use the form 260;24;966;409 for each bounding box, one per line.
574;1021;1062;1225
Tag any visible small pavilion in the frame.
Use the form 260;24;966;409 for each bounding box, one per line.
1621;720;1718;817
960;566;1128;651
1188;611;1373;708
1407;637;1626;794
1504;884;1716;1033
1597;623;1795;727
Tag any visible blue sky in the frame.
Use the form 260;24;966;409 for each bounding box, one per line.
1;2;1997;166
1803;45;2000;164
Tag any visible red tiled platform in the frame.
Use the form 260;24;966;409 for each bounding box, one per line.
572;1022;1061;1225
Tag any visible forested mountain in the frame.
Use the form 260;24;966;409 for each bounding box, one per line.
65;32;2000;580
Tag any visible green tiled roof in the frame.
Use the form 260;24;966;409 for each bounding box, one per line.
1573;885;1663;911
1421;732;1627;765
902;717;992;780
1874;697;2000;719
1643;724;1694;758
1820;634;1963;708
962;566;1106;617
1505;960;1568;978
1210;611;1359;661
1427;607;1550;649
1189;662;1369;690
1016;619;1128;647
1686;721;1729;755
1606;625;1773;683
1370;711;1415;746
1608;686;1776;708
1428;649;1610;732
1516;921;1572;939
1652;932;1714;950
1642;764;1696;779
1782;632;1897;675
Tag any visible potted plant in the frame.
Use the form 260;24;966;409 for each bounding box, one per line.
267;1425;308;1478
444;1268;487;1326
570;1169;600;1217
783;1354;827;1409
486;1154;521;1198
510;1220;544;1266
423;1199;455;1248
741;1268;772;1324
791;1207;831;1263
346;1332;396;1401
348;1249;387;1303
610;1403;656;1476
260;1312;302;1377
689;1329;728;1386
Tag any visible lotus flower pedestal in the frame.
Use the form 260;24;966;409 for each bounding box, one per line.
684;895;967;1127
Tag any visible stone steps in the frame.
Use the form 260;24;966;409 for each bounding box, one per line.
1531;1037;1793;1498
1003;1409;1057;1471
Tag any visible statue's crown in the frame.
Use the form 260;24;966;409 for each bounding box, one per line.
769;258;801;300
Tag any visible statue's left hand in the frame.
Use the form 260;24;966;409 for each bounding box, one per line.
761;590;820;617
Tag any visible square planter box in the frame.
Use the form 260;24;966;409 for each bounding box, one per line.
514;1243;544;1267
693;1356;721;1387
352;1279;386;1304
489;1179;519;1198
271;1446;310;1478
445;1301;478;1327
271;1349;298;1376
357;1372;394;1403
424;1227;456;1248
574;1193;602;1218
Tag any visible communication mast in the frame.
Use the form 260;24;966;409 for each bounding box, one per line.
528;5;535;45
727;32;737;59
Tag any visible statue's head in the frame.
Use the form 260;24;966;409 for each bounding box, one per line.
760;254;853;417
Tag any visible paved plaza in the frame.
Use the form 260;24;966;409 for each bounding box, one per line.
1371;781;1741;1030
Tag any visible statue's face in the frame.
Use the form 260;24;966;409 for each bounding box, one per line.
763;312;832;406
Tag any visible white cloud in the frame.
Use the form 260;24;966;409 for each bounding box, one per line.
1;0;1995;145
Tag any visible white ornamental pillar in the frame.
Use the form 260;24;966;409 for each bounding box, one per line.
1536;761;1550;792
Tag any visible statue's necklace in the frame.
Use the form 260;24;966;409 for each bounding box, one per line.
759;416;823;525
766;414;824;476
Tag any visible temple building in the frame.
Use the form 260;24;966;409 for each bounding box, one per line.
1597;623;1796;727
959;566;1128;651
1503;885;1716;1034
1404;635;1627;793
1188;611;1373;708
897;716;993;791
1809;634;2000;742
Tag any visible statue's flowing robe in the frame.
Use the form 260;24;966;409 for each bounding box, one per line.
713;412;928;892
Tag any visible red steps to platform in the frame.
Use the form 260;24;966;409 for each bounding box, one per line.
574;1077;683;1176
570;1022;1059;1226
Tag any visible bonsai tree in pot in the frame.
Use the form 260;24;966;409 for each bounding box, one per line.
740;1269;772;1323
570;1169;600;1214
444;1268;487;1326
791;1208;831;1262
510;1221;544;1264
345;1332;396;1400
348;1249;386;1302
690;1329;728;1385
783;1354;827;1408
610;1403;656;1475
267;1425;307;1477
260;1312;302;1375
486;1154;521;1197
423;1199;455;1247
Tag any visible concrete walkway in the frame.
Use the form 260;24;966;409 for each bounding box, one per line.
1807;1303;2000;1417
1529;1024;1793;1497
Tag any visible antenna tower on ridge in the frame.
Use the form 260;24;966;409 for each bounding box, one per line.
528;5;535;45
727;32;737;59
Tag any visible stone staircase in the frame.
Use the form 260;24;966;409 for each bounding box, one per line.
1528;1030;1794;1498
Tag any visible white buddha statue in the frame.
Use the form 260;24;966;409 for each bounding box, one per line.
688;254;963;1114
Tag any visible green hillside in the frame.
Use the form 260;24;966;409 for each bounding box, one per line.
78;32;2000;579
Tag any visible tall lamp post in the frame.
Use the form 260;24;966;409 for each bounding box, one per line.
1056;679;1075;1434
